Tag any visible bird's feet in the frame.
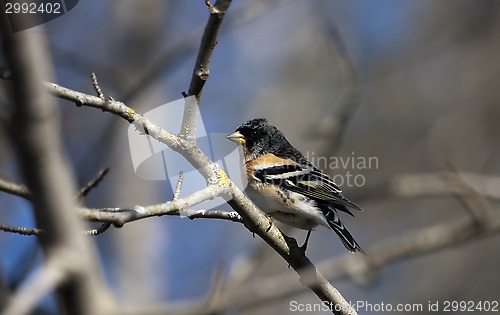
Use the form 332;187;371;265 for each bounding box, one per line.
265;214;274;232
298;230;312;256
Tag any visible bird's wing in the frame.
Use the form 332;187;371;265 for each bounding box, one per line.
251;153;361;213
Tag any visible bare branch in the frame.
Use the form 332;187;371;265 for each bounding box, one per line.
1;207;241;237
0;178;32;200
0;224;42;236
204;0;216;13
83;223;112;236
1;168;111;237
0;168;110;202
180;0;232;143
91;72;105;100
182;209;243;223
79;184;229;226
0;12;115;314
0;176;242;230
2;258;67;315
187;0;232;101
122;0;289;103
0;223;112;237
172;172;184;201
76;167;110;199
45;81;222;182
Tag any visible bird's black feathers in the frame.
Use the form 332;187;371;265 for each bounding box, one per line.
321;206;364;253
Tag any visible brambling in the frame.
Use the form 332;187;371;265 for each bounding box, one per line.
227;118;363;253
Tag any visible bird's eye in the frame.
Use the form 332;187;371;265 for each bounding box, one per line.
251;130;259;137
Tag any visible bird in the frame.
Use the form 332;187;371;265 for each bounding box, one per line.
226;118;363;253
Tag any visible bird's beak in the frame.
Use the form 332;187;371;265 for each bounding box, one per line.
226;131;246;145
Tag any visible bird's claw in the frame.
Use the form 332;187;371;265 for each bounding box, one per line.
299;230;312;256
265;214;274;232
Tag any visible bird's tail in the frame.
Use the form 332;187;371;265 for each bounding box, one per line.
324;209;364;254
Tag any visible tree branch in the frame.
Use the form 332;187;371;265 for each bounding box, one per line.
123;0;288;102
172;171;184;201
0;11;115;315
0;224;42;236
182;209;243;223
187;0;232;101
2;257;67;315
180;0;232;143
0;176;242;229
0;167;109;202
0;178;32;200
0;223;113;237
76;167;110;199
79;184;229;226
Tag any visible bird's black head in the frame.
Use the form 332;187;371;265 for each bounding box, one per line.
227;118;289;160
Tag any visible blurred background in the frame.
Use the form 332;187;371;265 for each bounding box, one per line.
1;0;500;314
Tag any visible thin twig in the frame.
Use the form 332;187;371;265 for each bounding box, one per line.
0;223;112;237
0;168;110;201
76;168;110;199
91;72;105;100
0;178;32;200
179;0;232;143
79;184;229;226
183;209;243;223
187;0;233;100
204;0;216;13
0;224;42;236
172;171;184;201
83;223;112;236
1;168;111;237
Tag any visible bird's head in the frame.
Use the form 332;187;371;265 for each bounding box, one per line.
227;118;287;160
